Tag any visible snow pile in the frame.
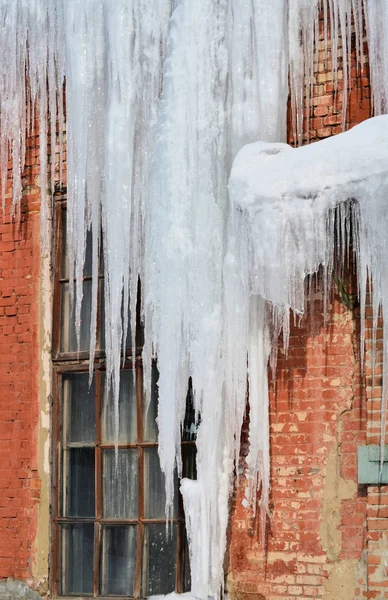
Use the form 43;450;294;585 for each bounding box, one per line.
149;592;200;600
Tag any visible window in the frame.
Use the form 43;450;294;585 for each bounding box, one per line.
52;199;196;597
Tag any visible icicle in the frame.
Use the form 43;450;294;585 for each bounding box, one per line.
144;1;230;593
289;0;365;145
226;0;288;531
245;296;271;517
289;0;320;145
365;1;388;116
228;0;288;158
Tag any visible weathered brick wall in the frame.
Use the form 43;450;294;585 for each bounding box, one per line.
227;21;382;600
229;297;368;600
0;138;42;580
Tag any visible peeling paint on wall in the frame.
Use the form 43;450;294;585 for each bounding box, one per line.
32;195;52;584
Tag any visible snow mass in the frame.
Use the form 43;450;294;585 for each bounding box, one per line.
1;0;388;597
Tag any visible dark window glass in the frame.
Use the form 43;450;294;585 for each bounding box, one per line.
100;526;137;596
142;524;178;596
61;524;94;595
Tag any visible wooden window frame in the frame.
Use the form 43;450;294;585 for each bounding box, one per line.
51;196;192;598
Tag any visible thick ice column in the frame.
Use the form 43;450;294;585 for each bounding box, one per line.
225;0;289;530
143;0;233;594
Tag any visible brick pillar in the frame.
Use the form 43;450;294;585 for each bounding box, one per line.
0;136;42;580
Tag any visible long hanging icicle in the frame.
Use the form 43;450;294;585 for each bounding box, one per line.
289;0;365;145
225;0;288;529
364;2;388;476
62;0;172;437
0;0;61;223
143;2;229;594
365;3;388;116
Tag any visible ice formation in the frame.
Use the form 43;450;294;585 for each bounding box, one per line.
1;0;388;598
228;115;388;480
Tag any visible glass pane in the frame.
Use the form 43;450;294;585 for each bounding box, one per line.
182;380;199;441
101;370;136;443
60;280;92;353
99;279;105;351
61;211;68;279
100;526;136;596
122;298;132;351
142;524;177;596
103;449;138;519
143;367;159;442
63;373;96;443
182;445;197;480
61;523;94;595
83;229;93;277
182;531;191;592
65;448;95;517
144;448;178;519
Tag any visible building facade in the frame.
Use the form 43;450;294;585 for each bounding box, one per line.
0;18;387;600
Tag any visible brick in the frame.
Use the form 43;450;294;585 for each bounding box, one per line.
0;140;41;582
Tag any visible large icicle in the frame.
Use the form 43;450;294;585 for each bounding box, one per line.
225;0;288;528
143;2;229;594
62;0;171;432
62;0;106;377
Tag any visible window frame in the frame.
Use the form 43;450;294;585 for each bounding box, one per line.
51;197;192;599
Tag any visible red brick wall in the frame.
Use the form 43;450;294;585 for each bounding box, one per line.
229;298;369;599
0;138;42;579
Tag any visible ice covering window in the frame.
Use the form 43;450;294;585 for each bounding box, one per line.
51;199;196;597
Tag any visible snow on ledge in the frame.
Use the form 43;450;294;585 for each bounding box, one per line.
229;115;388;212
227;115;388;313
